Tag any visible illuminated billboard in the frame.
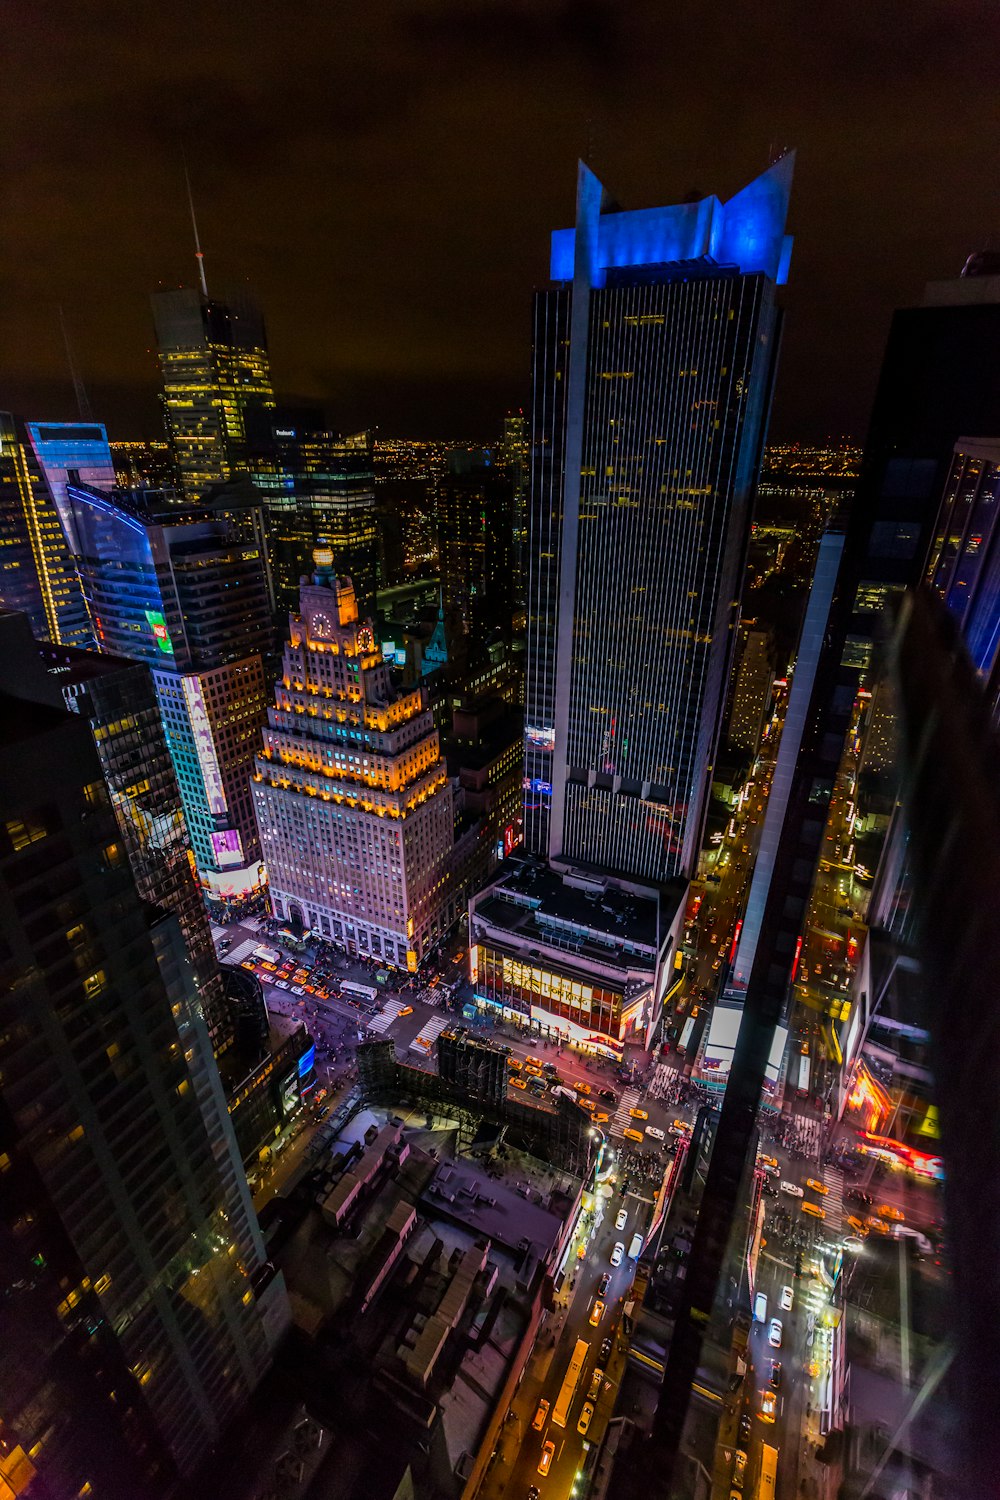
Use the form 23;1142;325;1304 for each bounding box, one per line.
702;1003;787;1087
145;609;174;654
210;828;245;869
181;676;228;817
529;1004;624;1058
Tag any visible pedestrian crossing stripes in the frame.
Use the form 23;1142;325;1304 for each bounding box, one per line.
824;1165;845;1232
411;1015;449;1050
789;1113;824;1159
227;938;258;965
610;1088;641;1138
366;998;408;1033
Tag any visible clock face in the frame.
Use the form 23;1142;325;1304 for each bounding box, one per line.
357;625;375;652
311;612;333;640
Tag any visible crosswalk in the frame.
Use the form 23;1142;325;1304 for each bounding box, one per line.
610;1088;641;1138
788;1113;824;1159
227;938;258;965
823;1165;845;1232
366;998;408;1033
411;1015;449;1050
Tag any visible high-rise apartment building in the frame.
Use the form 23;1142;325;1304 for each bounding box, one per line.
727;626;775;754
0;412;93;647
0;672;285;1498
524;158;793;881
252;551;454;970
151;287;274;494
247;414;379;618
67;482;272;905
434;449;515;653
501;411;529;600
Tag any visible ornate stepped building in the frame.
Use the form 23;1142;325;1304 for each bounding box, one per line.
253;549;454;970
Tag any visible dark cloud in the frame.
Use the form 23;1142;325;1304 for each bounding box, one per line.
2;0;998;440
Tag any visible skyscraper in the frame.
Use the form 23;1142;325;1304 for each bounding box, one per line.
252;550;455;970
247;414;379;619
0;412;93;648
67;482;272;906
0;668;285;1498
726;626;775;755
151;287;275;495
434;448;515;655
25;418;116;553
524;157;794;881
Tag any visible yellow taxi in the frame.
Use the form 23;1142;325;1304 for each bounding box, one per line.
510;1076;528;1091
506;1057;523;1071
578;1097;596;1113
589;1298;605;1327
866;1216;891;1235
629;1107;648;1121
806;1178;828;1195
846;1214;868;1236
574;1081;592;1095
878;1203;904;1222
759;1154;778;1170
623;1127;644;1144
801;1201;826;1219
398;1005;413;1017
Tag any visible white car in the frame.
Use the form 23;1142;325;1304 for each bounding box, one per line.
768;1318;783;1348
780;1181;804;1198
290;985;305;996
615;1208;628;1232
645;1125;666;1141
273;979;290;990
780;1285;793;1312
610;1241;625;1267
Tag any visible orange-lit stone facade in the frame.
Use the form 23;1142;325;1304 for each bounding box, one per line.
252;560;454;968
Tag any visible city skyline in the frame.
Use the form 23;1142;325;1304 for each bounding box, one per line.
5;3;997;442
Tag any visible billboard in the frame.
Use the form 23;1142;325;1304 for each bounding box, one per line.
181;676;228;817
210;828;245;869
145;609;174;654
702;1003;787;1086
528;1003;624;1058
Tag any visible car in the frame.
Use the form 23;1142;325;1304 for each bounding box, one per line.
598;1273;611;1296
844;1235;866;1252
577;1401;594;1435
760;1161;780;1177
600;1337;613;1363
769;1360;782;1388
615;1208;628;1232
537;1441;555;1477
542;1061;559;1076
846;1214;868;1235
780;1181;804;1198
734;1448;748;1483
768;1319;782;1348
528;1490;540;1500
599;1088;617;1103
645;1125;666;1141
290;985;305;996
579;1098;597;1113
589;1299;605;1327
671;1119;692;1134
779;1285;793;1312
759;1388;777;1423
866;1216;891;1234
712;958;722;970
628;1233;644;1259
398;1005;413;1017
587;1366;605;1400
510;1077;528;1090
629;1107;648;1120
802;1201;826;1219
531;1398;550;1432
806;1177;829;1195
878;1203;905;1222
753;1291;768;1322
758;1154;778;1170
610;1241;625;1267
738;1413;752;1444
274;979;290;990
507;1057;523;1071
574;1081;592;1095
594;1111;610;1123
623;1128;644;1143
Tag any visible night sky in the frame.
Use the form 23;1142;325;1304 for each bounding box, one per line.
4;0;997;443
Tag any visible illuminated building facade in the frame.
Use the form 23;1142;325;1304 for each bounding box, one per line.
67;483;271;904
25;419;116;553
151;287;274;495
0;672;285;1498
434;449;515;653
253;551;454;969
248;416;379;618
0;412;92;647
925;438;1000;712
467;858;684;1056
524;158;793;880
727;626;775;755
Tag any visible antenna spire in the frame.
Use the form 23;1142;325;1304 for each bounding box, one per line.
183;154;208;297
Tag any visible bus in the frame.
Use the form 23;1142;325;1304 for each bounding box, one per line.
340;981;379;1004
797;1052;811;1099
551;1337;589;1428
679;1017;695;1054
757;1443;778;1499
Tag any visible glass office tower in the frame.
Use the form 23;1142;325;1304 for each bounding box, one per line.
247;417;379;620
0;412;93;648
67;482;272;908
25;419;116;553
524;158;793;881
0;674;285;1498
151;287;275;495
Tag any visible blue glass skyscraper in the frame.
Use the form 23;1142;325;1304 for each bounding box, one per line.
26;419;115;554
524;158;793;882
